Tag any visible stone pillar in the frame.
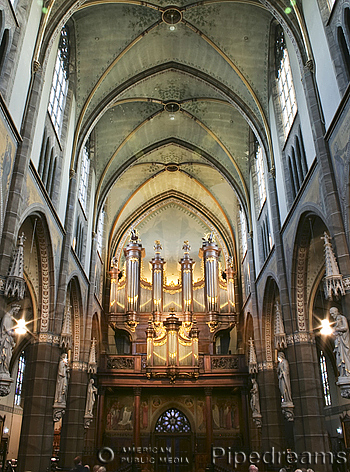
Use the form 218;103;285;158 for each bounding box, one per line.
204;387;213;459
133;387;141;448
259;368;285;452
59;368;89;468
240;387;250;450
17;341;60;472
96;387;106;449
301;64;350;279
54;171;78;334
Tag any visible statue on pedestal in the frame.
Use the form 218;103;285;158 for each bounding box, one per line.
0;306;16;376
277;351;294;421
53;353;70;421
330;307;350;377
250;378;262;428
330;307;350;398
84;378;98;428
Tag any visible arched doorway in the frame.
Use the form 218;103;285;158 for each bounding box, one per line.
154;408;192;472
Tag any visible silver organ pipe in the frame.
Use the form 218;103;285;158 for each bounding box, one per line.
124;231;143;314
151;240;165;314
180;241;194;314
227;257;235;312
202;234;220;313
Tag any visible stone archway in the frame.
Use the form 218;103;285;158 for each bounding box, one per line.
153;408;192;472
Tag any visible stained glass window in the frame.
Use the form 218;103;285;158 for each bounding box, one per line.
78;141;90;213
239;207;248;257
96;210;105;255
48;26;69;136
14;351;25;406
275;27;297;138
255;144;266;209
319;351;331;406
155;408;191;433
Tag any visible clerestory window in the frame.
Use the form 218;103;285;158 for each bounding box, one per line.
239;206;248;258
96;210;105;255
78;141;90;213
275;26;297;138
48;26;69;137
255;143;266;210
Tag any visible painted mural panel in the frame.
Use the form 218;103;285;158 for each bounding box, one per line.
0;105;18;237
329;97;350;234
106;396;134;431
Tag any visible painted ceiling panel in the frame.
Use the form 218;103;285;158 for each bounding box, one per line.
97;110;247;202
74;4;161;109
81;22;260;124
183;3;272;110
117;69;226;102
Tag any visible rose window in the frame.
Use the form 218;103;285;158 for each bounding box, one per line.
155;408;191;433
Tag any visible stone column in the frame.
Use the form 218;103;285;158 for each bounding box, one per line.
258;368;285;452
59;368;89;468
240;387;250;450
301;64;350;279
204;387;213;459
17;341;60;472
133;387;142;448
96;387;106;449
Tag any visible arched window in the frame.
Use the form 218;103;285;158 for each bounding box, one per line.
275;26;297;138
78;140;90;213
337;26;350;81
96;210;105;255
115;330;131;354
14;351;26;406
155;408;191;433
215;331;230;355
0;28;9;74
38;131;57;200
319;350;331;406
239;206;248;258
48;26;69;136
255;143;266;210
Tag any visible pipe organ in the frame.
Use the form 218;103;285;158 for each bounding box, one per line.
111;233;236;316
109;231;236;379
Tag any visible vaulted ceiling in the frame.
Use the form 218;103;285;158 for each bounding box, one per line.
40;0;306;272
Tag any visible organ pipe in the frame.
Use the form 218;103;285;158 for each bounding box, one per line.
151;240;165;314
124;229;143;314
201;233;221;313
180;241;194;314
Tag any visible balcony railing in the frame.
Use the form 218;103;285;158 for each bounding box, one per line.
102;354;246;375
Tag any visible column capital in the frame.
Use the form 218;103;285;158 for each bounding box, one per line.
134;386;142;396
204;387;213;396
